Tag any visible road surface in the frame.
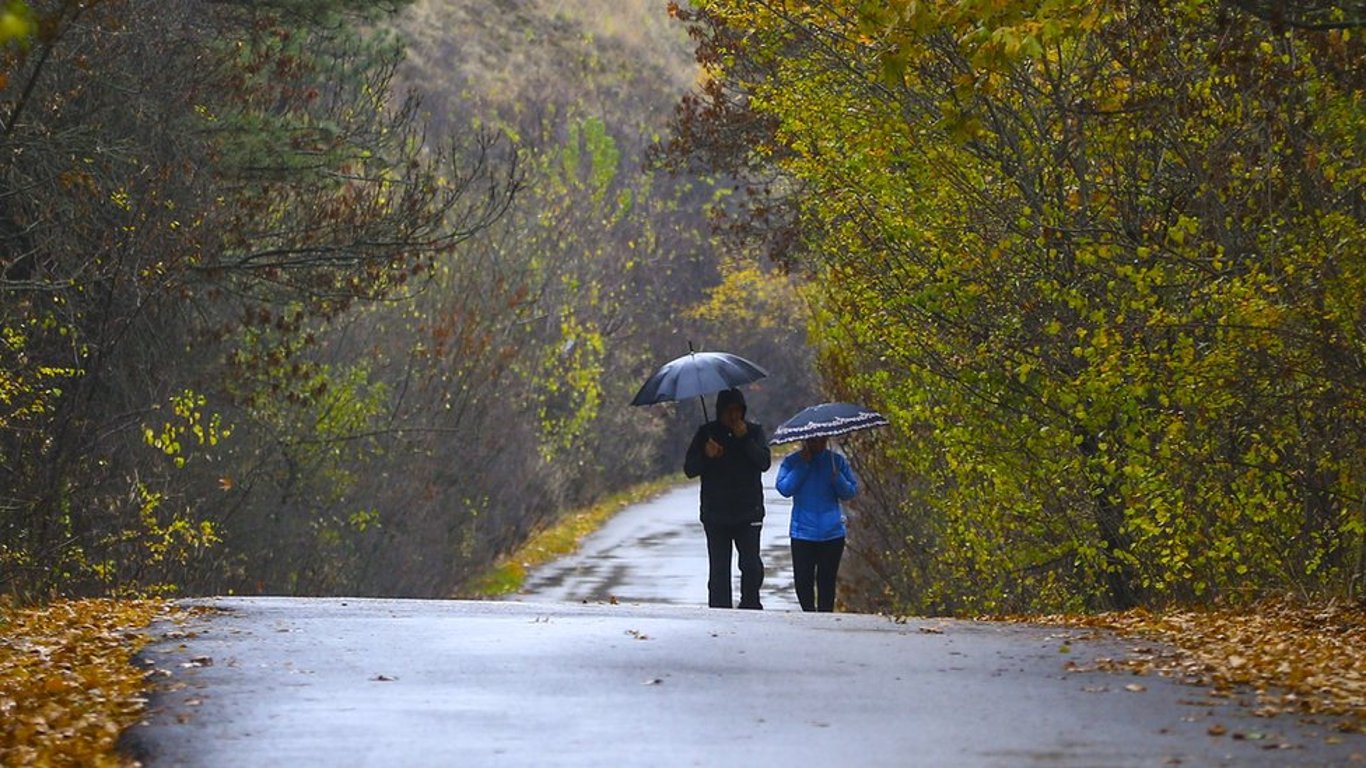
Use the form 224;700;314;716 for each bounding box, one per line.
125;472;1366;766
515;467;799;609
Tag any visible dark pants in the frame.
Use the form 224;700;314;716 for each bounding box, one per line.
704;521;764;609
791;537;845;612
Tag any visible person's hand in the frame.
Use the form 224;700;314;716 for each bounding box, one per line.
704;437;724;459
719;404;747;438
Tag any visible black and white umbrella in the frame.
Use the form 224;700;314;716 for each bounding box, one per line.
769;402;889;445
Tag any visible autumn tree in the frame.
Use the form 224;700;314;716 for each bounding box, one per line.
1;0;822;601
0;0;515;597
667;0;1366;612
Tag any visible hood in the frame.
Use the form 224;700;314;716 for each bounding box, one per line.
714;387;747;419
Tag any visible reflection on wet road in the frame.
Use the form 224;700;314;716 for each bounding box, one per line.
515;467;801;610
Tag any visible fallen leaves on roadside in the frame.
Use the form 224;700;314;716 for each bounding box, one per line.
1025;598;1366;732
0;597;175;766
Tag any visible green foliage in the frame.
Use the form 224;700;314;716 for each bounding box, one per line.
0;0;815;601
0;0;504;598
0;1;33;47
677;0;1366;613
528;116;626;458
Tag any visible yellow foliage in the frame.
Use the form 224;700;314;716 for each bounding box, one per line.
0;2;34;46
685;260;806;332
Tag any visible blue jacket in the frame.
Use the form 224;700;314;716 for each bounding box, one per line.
775;449;858;541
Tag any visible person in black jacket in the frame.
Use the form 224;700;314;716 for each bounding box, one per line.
684;387;772;609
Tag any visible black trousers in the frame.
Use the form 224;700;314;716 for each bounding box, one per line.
791;536;845;612
704;521;764;609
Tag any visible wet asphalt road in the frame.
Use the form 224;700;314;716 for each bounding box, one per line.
515;467;800;609
124;470;1366;766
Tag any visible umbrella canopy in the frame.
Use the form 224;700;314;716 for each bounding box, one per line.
770;402;889;445
629;349;768;420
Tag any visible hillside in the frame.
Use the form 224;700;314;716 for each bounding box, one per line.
396;0;696;141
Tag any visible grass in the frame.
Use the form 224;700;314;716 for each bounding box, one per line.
460;473;688;598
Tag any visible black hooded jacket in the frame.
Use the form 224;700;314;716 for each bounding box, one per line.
683;388;772;525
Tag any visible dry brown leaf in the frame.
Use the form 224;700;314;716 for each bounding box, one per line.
1;598;175;766
1012;598;1366;732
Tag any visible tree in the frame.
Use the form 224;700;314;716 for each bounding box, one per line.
666;0;1366;612
1;0;824;600
0;0;515;597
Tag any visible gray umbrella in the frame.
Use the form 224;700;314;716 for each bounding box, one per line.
630;347;768;421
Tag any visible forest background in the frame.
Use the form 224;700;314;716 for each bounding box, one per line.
0;0;818;603
2;0;1363;617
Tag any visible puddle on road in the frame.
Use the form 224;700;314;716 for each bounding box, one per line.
517;470;803;610
634;529;684;548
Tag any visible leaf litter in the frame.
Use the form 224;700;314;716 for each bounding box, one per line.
1;597;181;767
1022;598;1366;734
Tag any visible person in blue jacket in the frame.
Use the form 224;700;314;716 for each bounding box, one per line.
775;435;858;612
